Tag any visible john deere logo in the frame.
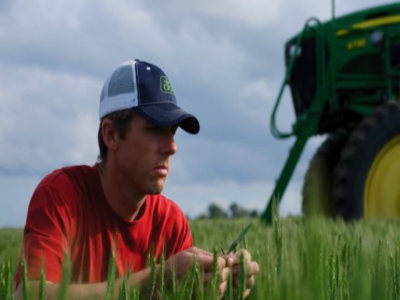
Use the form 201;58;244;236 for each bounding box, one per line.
160;76;174;95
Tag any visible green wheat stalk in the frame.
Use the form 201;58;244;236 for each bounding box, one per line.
170;269;177;297
56;251;71;300
227;224;252;254
106;250;116;300
21;258;29;300
211;249;220;298
128;283;140;300
194;257;203;300
118;276;128;300
145;251;151;268
184;258;197;299
226;268;233;300
0;261;12;300
236;252;246;300
149;256;157;299
159;252;165;296
38;268;46;300
177;272;189;299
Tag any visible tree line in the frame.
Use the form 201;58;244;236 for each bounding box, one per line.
196;202;259;219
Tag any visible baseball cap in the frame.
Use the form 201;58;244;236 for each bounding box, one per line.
99;59;200;134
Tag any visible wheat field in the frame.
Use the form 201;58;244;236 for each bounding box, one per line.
1;216;400;299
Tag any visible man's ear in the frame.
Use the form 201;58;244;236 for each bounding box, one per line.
101;119;119;151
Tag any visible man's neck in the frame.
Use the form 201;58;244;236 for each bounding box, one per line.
98;161;146;221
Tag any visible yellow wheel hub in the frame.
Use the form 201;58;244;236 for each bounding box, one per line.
364;136;400;217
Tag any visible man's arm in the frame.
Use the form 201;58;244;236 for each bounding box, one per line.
15;267;153;300
15;247;229;299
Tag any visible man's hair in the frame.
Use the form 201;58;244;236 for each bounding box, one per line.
97;109;136;162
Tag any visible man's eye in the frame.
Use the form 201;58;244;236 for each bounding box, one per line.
147;126;177;134
146;126;161;131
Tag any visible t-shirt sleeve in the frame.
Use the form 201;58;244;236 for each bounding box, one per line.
174;210;193;252
16;176;74;285
163;201;193;257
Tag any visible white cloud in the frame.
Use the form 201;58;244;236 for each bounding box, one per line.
0;63;99;174
235;79;274;125
193;0;281;27
67;112;98;164
0;174;41;227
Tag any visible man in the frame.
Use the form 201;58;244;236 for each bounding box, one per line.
15;59;259;298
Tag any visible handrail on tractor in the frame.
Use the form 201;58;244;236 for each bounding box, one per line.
270;17;322;139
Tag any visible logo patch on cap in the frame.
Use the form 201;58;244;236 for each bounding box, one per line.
160;76;174;95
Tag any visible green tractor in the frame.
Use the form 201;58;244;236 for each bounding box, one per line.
262;2;400;223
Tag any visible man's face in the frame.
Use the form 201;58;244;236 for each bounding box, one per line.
114;114;178;195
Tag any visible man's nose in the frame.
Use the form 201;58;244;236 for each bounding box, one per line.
161;133;178;155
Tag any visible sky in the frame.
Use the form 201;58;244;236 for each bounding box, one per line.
0;0;398;227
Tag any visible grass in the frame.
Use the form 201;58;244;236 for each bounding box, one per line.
1;217;400;299
0;228;22;300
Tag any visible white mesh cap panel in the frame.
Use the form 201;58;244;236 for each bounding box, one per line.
99;61;138;119
108;65;135;97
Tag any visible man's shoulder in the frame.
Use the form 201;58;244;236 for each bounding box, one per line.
33;165;98;204
39;164;96;187
30;164;99;212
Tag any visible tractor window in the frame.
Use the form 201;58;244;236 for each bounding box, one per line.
287;38;317;116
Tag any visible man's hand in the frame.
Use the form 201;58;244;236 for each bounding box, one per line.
225;249;259;298
165;247;230;297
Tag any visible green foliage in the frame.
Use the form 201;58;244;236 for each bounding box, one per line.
237;252;246;300
207;203;228;219
149;256;157;299
57;251;71;300
191;217;400;299
159;252;165;296
38;269;46;300
0;261;13;300
106;250;116;300
21;258;28;300
0;227;22;300
3;218;400;299
199;202;258;219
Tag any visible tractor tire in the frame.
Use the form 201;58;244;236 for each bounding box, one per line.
302;130;349;217
333;101;400;220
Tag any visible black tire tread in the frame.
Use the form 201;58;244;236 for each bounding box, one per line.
302;129;349;216
333;101;400;220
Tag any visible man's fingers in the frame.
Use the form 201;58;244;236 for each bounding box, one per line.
186;246;212;256
246;275;255;288
219;281;227;299
221;267;230;282
248;261;259;275
198;254;226;272
231;261;259;277
220;249;258;299
243;288;251;299
201;267;230;284
198;267;255;299
185;247;226;271
226;249;252;266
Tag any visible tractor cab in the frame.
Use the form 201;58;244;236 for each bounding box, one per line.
263;3;400;223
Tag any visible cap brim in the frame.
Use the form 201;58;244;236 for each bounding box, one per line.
134;103;200;134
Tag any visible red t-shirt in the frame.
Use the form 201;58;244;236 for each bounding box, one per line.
15;164;192;285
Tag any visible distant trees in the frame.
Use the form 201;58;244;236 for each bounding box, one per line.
198;202;259;219
208;203;228;219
